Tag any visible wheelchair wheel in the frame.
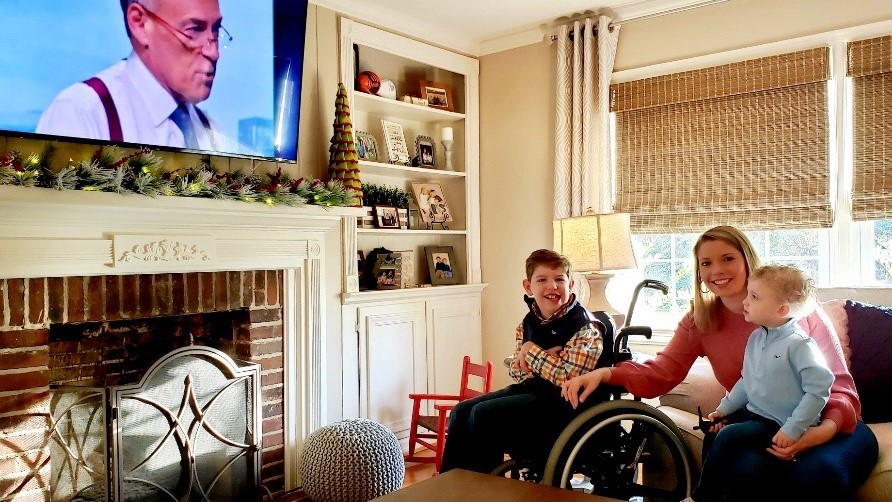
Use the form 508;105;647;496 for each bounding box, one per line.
542;400;696;501
490;459;541;483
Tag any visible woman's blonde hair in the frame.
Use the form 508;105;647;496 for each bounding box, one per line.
692;226;762;332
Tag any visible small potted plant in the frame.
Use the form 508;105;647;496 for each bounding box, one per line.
361;183;411;229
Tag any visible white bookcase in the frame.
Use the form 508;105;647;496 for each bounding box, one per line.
338;19;485;439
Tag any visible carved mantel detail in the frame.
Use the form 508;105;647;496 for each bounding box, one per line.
114;235;216;267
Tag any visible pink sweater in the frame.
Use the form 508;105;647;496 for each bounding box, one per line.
610;302;861;434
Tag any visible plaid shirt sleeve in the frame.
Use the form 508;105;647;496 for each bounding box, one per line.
525;324;603;386
507;322;527;382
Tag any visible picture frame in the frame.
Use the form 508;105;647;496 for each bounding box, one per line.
380;119;411;165
411;182;453;225
357;250;366;286
373;253;400;290
420;80;454;112
354;131;379;162
414;135;436;168
425;246;459;286
374;205;400;229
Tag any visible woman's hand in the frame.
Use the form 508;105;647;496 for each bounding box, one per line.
561;367;610;409
766;419;838;461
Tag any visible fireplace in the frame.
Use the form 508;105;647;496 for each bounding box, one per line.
0;186;364;502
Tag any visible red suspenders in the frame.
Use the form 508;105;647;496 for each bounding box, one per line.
83;77;123;142
83;77;217;150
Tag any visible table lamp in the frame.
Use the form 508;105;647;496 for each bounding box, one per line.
553;211;638;319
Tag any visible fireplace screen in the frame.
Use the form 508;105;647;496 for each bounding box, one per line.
50;346;261;502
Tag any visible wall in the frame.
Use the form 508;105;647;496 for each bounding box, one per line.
478;0;892;389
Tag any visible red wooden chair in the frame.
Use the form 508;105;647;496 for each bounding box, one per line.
404;355;493;473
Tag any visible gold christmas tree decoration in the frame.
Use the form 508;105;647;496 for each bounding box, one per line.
327;82;363;206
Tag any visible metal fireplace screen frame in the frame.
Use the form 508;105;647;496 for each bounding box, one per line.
50;346;261;502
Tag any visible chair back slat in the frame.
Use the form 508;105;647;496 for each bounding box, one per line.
458;355;493;401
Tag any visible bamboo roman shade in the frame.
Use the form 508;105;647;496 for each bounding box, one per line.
848;35;892;221
611;48;832;233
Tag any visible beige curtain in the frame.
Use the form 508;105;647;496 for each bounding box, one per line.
553;15;620;219
848;35;892;221
611;47;832;233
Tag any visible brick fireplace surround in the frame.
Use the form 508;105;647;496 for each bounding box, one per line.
0;186;364;501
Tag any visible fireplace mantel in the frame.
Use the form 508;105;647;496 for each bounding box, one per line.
0;185;365;282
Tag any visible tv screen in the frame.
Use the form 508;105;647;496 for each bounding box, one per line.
0;0;308;162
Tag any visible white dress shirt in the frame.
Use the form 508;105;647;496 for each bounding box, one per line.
37;52;220;150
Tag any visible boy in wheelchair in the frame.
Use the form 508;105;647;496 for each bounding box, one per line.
439;249;608;474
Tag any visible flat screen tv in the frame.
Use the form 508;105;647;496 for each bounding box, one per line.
0;0;308;162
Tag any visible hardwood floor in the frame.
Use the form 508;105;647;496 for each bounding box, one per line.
403;451;438;486
274;448;438;501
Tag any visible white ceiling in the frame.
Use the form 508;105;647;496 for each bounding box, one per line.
310;0;724;55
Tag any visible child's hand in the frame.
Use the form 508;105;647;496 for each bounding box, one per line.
518;341;535;373
707;411;726;433
544;346;563;358
772;431;796;449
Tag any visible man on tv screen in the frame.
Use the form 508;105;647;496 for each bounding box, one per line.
37;0;228;151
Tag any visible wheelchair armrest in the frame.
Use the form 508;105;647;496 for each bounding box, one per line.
613;325;653;355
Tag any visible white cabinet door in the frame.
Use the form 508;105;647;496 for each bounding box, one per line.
425;294;482;397
357;302;427;438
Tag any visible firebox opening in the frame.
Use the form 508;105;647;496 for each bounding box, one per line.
48;309;250;388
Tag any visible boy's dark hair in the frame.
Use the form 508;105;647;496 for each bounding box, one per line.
525;249;572;280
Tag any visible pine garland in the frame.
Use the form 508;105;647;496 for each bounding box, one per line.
0;144;359;208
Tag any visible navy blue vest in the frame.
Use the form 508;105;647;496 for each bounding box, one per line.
519;295;598;395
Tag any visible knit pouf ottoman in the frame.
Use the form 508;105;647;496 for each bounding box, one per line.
299;418;404;502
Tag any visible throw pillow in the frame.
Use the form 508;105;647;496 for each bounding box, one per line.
844;300;892;423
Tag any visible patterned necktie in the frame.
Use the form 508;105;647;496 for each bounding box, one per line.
170;104;199;149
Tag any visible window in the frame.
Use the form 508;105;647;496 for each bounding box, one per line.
631;228;827;323
607;28;892;336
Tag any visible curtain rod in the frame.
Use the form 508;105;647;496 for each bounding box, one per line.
546;0;727;42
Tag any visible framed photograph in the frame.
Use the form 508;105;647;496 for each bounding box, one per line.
373;253;400;290
415;135;436;168
420;80;454;112
374;205;400;229
425;246;459;286
354;131;379;162
411;182;453;224
380;119;411;165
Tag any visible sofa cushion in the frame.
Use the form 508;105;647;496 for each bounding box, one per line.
658;358;725;417
844;300;892;423
856;422;892;501
822;299;852;366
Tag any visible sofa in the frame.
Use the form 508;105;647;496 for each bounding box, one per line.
655;299;892;502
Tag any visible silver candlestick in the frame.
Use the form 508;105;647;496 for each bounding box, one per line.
442;140;454;170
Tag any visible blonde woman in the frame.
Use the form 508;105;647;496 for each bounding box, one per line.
561;226;878;501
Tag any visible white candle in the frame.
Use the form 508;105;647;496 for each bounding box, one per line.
441;127;453;141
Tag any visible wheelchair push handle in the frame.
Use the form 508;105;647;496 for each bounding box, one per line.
623;279;669;329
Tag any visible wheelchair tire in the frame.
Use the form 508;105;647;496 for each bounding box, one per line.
490;459;540;483
542;400;696;501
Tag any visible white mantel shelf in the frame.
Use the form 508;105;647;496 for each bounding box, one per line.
0;185;366;279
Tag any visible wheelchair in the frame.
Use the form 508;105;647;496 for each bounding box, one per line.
492;280;698;502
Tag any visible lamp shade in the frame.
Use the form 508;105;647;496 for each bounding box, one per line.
553;212;637;273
